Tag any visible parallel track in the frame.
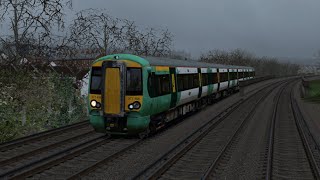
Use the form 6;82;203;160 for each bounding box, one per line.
265;81;320;179
132;79;288;179
7;138;141;179
291;86;320;180
0;121;98;179
0;78;289;179
0;120;89;152
0;132;104;179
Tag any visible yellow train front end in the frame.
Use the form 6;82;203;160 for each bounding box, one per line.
88;54;150;135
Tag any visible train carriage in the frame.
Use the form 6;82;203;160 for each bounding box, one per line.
88;54;255;137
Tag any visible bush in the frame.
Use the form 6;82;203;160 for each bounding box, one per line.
0;68;87;143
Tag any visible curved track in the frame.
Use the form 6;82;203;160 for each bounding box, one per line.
2;78;310;180
266;81;320;180
132;79;289;179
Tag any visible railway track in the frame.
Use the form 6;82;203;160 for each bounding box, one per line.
266;81;320;179
0;78;294;179
0;121;96;178
3;136;141;179
52;80;286;180
201;79;293;179
131;78;289;179
0;120;89;152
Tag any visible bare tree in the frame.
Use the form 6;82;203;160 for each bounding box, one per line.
68;9;173;57
169;50;191;60
200;49;230;64
0;0;72;65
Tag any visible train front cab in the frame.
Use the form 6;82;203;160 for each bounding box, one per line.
88;58;149;135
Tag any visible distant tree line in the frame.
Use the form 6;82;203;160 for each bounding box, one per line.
200;49;300;76
0;1;173;66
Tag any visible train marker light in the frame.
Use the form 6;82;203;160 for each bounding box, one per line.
96;102;101;108
133;101;141;109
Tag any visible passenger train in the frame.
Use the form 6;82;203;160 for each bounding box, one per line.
88;54;255;137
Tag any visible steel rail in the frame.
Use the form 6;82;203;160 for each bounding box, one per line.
67;139;142;180
264;79;290;180
0;130;95;167
290;85;320;180
0;120;89;152
2;135;107;179
132;79;288;180
201;79;290;180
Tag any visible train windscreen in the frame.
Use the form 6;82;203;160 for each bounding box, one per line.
90;67;102;94
126;68;142;95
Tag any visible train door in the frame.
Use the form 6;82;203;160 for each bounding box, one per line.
198;68;202;98
217;68;220;92
170;67;177;108
227;69;230;88
102;61;126;116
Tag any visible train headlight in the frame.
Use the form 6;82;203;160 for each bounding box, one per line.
128;104;134;110
90;100;97;107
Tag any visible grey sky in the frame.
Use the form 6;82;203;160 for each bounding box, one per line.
73;0;320;59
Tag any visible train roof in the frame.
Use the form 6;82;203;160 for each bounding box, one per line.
95;54;254;70
142;56;253;69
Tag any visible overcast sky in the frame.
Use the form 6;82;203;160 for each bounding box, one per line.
73;0;320;60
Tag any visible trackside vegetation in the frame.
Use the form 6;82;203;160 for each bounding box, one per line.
304;80;320;103
0;69;87;143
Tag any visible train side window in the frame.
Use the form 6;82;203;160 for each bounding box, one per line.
213;73;218;84
155;74;171;96
229;72;233;80
177;74;200;91
187;75;193;89
177;75;184;91
231;72;237;80
202;73;209;86
220;72;228;82
193;74;199;88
